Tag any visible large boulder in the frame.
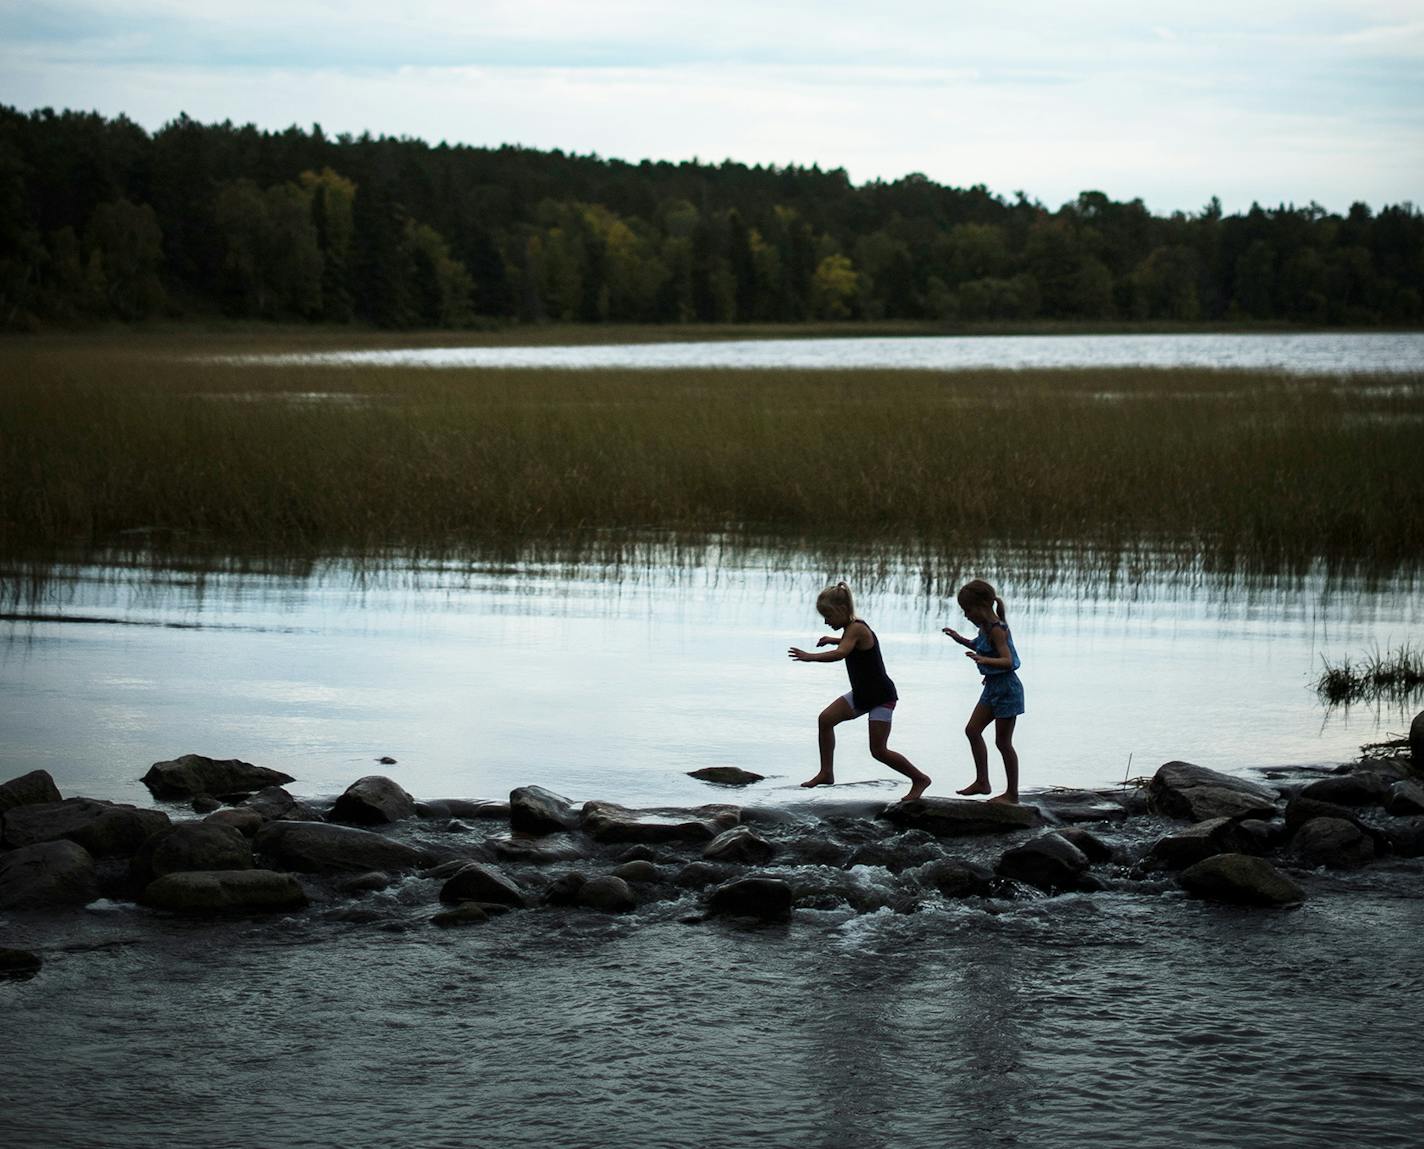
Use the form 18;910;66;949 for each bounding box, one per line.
130;822;254;887
1299;773;1393;807
576;875;638;913
1178;854;1305;907
995;833;1091;894
1291;817;1377;868
0;769;63;812
330;776;416;826
142;754;295;799
703;826;776;865
509;786;579;834
0;839;99;909
580;801;738;845
1143;817;1258;871
142;869;308;913
1147;762;1280;822
881;797;1042;837
438;863;529;908
254;821;430;873
2;798;170;857
706;876;794;921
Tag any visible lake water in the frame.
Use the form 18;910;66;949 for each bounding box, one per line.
240;330;1424;375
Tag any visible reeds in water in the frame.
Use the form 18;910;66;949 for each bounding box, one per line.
1315;645;1424;705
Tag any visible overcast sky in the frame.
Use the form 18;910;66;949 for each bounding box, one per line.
3;1;1421;216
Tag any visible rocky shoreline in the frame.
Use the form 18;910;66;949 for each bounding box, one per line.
3;711;1421;980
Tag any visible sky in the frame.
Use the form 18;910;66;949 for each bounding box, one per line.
2;0;1421;216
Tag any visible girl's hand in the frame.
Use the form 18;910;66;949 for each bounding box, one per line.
966;650;984;663
788;647;811;661
815;635;838;648
943;627;968;645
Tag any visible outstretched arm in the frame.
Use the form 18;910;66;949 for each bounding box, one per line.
789;622;865;663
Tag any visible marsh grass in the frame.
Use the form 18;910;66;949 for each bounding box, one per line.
1315;645;1424;705
3;336;1422;573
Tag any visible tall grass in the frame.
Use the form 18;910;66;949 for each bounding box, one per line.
1315;645;1424;705
3;338;1422;571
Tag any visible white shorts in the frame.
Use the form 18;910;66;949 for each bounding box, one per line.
841;691;896;724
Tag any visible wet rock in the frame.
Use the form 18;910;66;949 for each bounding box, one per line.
130;822;254;888
1143;817;1258;871
489;835;588;865
1055;827;1115;864
432;903;489;927
142;869;309;914
0;839;99;909
920;857;999;899
1178;853;1305;907
1284;795;1364;832
1147;762;1280;822
580;801;737;845
341;871;393;895
703;826;776;865
330;776;416;825
1412;710;1424;767
1291;817;1377;868
377;756;398;766
1300;773;1393;807
544;873;587;905
0;769;63;812
439;863;529;908
141;754;295;799
674;861;736;890
995;833;1091;894
577;875;638;913
510;785;580;834
1385;780;1424;817
244;786;326;823
204;809;265;838
1384;816;1424;857
255;820;430;874
881;797;1043;837
1038;789;1129;824
706;876;794;921
1236;818;1288;852
611;860;659;883
0;948;43;981
847;831;944;874
191;795;223;814
2;798;171;858
687;767;765;786
438;800;510;820
617;845;657;863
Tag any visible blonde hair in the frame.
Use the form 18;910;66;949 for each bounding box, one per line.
815;581;857;621
957;578;1007;622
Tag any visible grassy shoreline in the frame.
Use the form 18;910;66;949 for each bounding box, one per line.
3;337;1422;571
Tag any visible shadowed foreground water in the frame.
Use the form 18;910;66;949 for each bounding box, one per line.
6;861;1422;1149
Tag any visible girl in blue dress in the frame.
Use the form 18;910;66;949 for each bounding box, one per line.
942;579;1023;804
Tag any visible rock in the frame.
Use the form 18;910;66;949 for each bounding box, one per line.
377;756;398;766
706;876;794;921
576;875;638;913
438;863;528;908
687;767;765;786
0;947;43;980
255;821;430;874
1236;818;1288;852
1038;790;1129;824
611;860;659;883
130;822;255;887
1412;710;1424;767
995;833;1091;894
847;831;944;873
1300;773;1393;807
204;809;265;837
191;795;222;814
1285;795;1364;832
1055;827;1115;863
1384;816;1424;857
244;786;326;823
1292;817;1377;868
2;798;170;857
0;769;63;812
580;801;737;845
1178;854;1305;907
0;840;99;909
617;845;657;863
1143;817;1258;870
920;857;999;899
509;785;580;834
703;826;776;866
673;861;736;890
142;869;309;913
881;797;1043;837
340;871;392;895
489;835;588;864
544;873;588;905
434;800;510;820
1385;780;1424;817
1147;762;1280;822
432;903;490;927
141;754;295;799
330;775;416;825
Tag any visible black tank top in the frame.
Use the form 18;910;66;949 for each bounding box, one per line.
845;622;897;712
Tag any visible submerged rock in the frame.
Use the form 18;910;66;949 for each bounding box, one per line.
882;797;1042;837
0;839;99;909
706;876;793;921
439;863;528;908
510;785;580;834
0;769;63;812
255;820;430;874
142;869;309;913
142;754;295;799
1147;762;1280;822
995;833;1091;894
432;903;490;927
1178;854;1305;907
703;826;776;865
331;775;416;825
0;947;43;981
2;798;170;858
687;767;765;787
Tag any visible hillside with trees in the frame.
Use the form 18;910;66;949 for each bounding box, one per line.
2;104;1421;331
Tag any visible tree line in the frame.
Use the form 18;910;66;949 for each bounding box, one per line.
2;104;1422;331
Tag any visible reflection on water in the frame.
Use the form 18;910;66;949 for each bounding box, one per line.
229;331;1424;375
2;540;1418;808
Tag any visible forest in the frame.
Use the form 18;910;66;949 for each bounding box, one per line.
2;103;1422;331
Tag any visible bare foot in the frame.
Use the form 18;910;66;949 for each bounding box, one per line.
902;775;931;801
800;772;834;788
956;780;991;796
988;792;1020;805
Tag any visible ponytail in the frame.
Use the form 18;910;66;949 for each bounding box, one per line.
816;581;857;621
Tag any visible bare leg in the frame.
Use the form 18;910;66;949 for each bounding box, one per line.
957;702;995;796
802;696;855;787
868;720;931;801
988;716;1019;803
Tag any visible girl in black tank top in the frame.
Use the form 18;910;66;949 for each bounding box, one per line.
788;582;932;802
